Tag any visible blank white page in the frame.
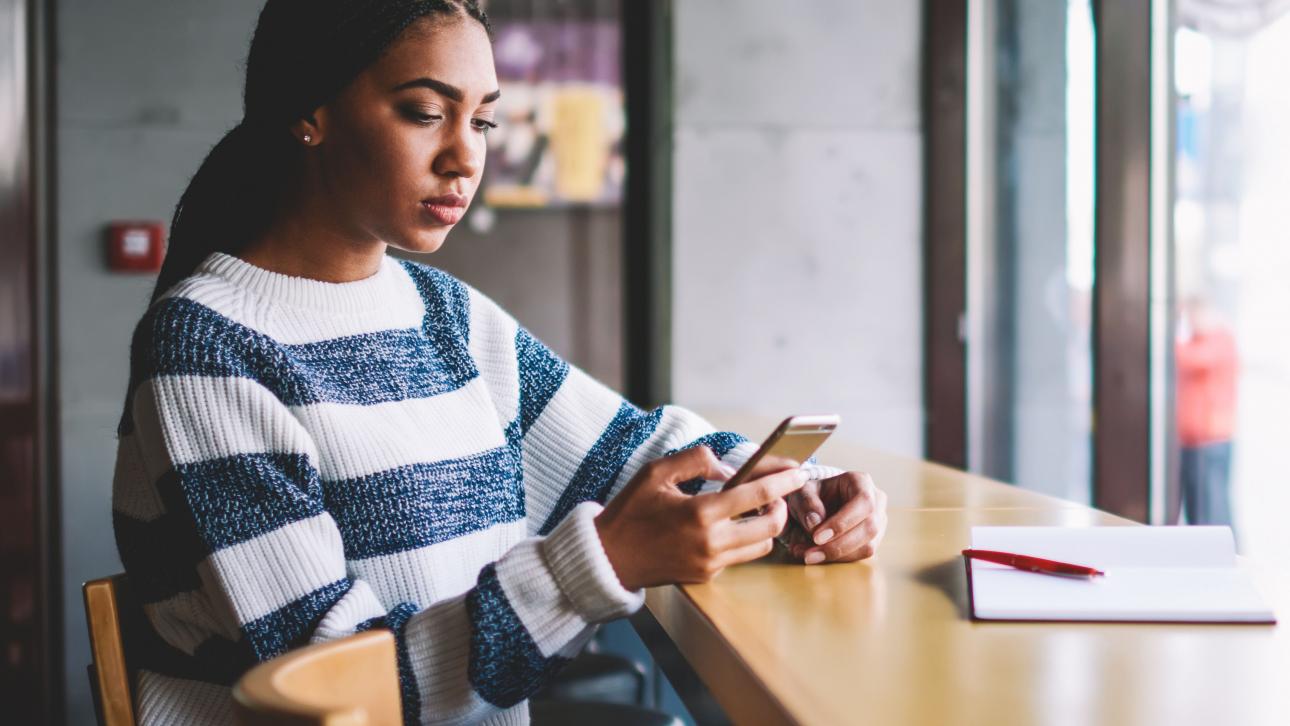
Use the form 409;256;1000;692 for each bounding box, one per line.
967;527;1275;623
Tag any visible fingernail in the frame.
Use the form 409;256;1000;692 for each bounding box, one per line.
814;528;834;545
805;513;822;529
717;462;738;479
804;551;825;565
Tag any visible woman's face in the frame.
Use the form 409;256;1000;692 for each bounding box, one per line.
308;15;498;254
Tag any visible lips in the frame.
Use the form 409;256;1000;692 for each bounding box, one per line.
421;193;468;226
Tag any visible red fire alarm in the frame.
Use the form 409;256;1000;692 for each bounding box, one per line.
107;221;166;272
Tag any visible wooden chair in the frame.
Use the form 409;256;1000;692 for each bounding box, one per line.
232;629;402;726
84;572;400;726
86;574;673;726
83;575;138;726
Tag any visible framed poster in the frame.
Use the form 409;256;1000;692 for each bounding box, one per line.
483;1;624;207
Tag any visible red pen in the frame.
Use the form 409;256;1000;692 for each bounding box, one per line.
961;549;1105;578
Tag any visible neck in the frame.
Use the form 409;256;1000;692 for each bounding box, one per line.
241;185;387;283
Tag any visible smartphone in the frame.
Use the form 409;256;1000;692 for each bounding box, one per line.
721;414;840;494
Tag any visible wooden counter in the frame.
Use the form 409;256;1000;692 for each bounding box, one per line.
633;413;1290;726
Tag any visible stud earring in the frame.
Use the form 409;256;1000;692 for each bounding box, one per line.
303;134;313;144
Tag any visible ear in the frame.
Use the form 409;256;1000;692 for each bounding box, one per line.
289;108;328;146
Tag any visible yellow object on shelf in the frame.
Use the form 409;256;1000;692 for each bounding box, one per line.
549;85;610;203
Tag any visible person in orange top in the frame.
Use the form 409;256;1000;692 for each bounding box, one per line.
1176;296;1239;529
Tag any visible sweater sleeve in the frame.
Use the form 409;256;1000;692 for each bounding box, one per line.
459;282;845;536
113;300;646;725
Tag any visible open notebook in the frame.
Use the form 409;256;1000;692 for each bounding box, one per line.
965;526;1277;623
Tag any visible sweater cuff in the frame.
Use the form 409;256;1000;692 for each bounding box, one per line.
693;443;843;494
542;501;645;623
689;440;759;495
801;461;846;481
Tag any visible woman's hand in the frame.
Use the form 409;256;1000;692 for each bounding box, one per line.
594;446;807;591
784;471;888;564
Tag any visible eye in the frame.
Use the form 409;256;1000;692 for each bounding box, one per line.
402;107;442;126
472;118;499;135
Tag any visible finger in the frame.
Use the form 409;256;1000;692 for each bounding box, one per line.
821;491;889;563
863;492;888;552
787;480;826;532
708;467;806;518
648;445;738;489
857;487;889;555
803;512;881;564
717;537;776;568
812;473;877;546
740;454;801;480
782;524;811;560
718;452;800;492
867;506;888;552
720;498;788;549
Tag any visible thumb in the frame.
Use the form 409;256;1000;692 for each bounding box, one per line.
788;479;826;532
651;445;738;489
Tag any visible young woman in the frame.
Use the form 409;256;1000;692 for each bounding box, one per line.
112;1;889;723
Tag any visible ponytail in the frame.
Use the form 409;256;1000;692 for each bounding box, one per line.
149;122;294;304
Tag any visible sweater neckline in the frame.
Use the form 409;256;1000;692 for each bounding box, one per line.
196;251;401;313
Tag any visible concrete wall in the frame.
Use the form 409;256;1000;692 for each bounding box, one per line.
671;0;925;455
56;3;263;720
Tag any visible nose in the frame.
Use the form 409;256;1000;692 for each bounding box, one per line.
432;117;484;180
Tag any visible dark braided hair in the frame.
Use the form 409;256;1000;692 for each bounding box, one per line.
149;0;491;305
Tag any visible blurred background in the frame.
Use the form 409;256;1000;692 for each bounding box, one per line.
3;0;1288;722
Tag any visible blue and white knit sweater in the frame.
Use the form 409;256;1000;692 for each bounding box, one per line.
112;251;840;724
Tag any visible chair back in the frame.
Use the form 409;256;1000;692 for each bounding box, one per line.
232;629;402;726
82;574;138;726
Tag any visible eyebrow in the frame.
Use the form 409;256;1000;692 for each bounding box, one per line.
391;77;501;104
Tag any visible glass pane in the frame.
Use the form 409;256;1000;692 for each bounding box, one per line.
965;0;1096;503
1168;5;1290;563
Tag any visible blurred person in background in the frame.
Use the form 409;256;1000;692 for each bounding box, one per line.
1176;295;1239;531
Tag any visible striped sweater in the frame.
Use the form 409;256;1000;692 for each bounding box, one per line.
112;251;839;724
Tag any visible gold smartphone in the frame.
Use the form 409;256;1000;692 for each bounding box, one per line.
721;414;841;494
